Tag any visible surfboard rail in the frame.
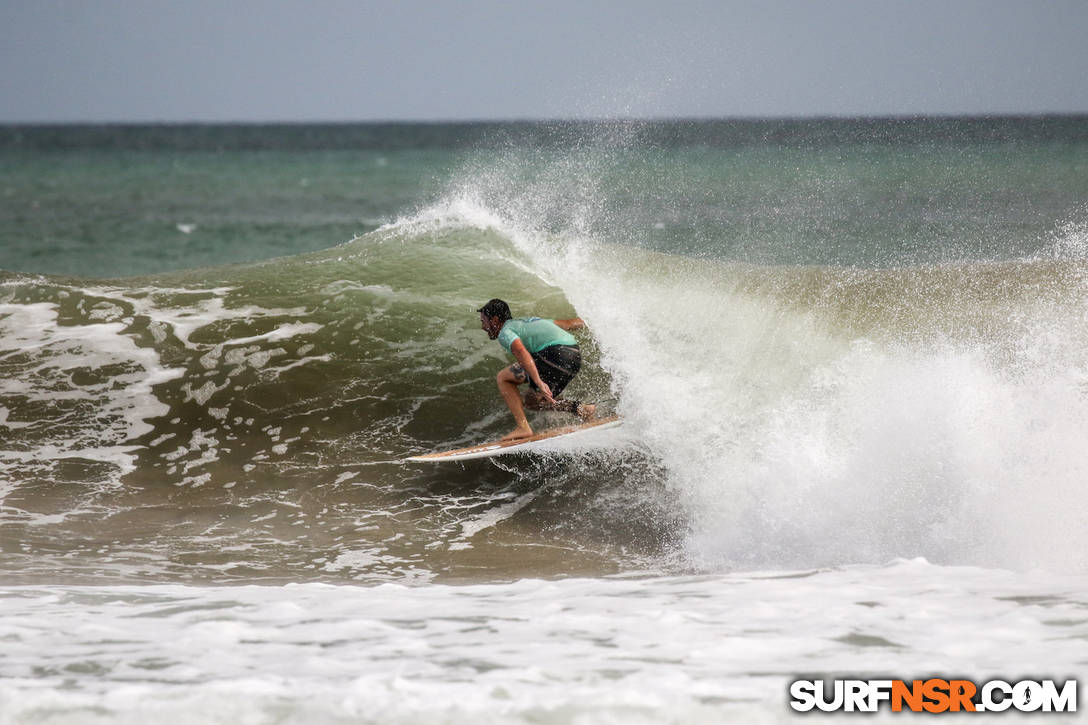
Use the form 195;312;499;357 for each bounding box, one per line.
405;415;622;462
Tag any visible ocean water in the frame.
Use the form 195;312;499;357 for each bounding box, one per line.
1;119;1088;723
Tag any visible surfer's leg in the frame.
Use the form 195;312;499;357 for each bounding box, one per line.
496;366;533;440
523;346;591;418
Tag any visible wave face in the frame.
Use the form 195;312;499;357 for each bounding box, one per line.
3;121;1088;584
0;214;683;584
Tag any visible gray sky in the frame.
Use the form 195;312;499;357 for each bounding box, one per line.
3;0;1088;122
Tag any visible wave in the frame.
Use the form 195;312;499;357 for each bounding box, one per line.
2;198;1088;578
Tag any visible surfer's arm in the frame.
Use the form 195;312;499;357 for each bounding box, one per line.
510;338;554;402
553;317;585;331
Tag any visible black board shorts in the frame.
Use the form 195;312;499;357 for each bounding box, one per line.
511;344;581;397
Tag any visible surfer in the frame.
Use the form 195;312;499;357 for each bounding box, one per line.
478;298;596;441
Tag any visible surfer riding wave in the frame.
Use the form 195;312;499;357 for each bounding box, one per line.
478;298;596;440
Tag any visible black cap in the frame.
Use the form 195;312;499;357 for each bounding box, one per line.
477;298;511;321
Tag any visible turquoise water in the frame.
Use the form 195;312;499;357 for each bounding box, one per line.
2;119;1087;722
4;119;1088;278
1;147;457;276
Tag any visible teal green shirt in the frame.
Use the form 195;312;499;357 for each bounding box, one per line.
497;317;576;354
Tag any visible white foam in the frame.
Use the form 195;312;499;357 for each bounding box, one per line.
79;284;309;349
412;189;1088;576
0;562;1083;724
459;489;539;539
0;286;322;497
0;301;184;498
0;406;30;430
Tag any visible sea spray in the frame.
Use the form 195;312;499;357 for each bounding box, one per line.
3;119;1088;584
431;137;1088;575
5;120;1088;724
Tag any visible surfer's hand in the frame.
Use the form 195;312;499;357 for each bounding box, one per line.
537;381;554;403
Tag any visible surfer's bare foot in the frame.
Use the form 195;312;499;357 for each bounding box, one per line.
501;425;533;441
576;403;596;421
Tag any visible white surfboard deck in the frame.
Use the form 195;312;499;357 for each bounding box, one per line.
405;416;622;462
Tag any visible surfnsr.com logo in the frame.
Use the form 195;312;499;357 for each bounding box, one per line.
789;678;1078;713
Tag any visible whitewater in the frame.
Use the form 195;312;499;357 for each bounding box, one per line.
1;119;1087;722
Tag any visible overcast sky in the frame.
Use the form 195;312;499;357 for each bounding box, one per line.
3;0;1088;122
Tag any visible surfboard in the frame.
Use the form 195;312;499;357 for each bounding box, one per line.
405;415;622;462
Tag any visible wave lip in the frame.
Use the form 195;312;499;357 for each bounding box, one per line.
4;178;1088;580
